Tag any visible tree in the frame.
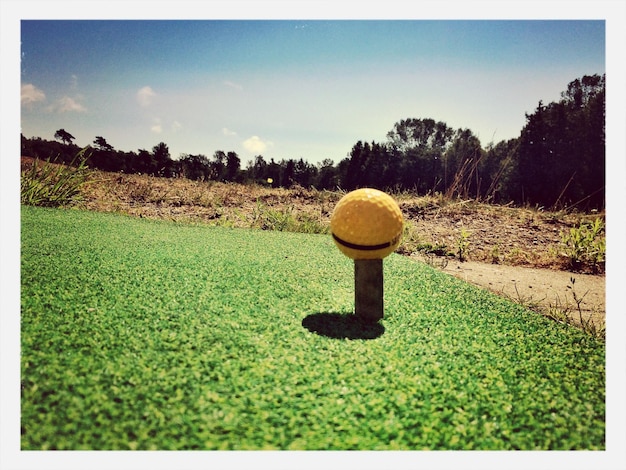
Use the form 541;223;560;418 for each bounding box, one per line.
386;118;454;155
93;136;114;151
385;118;455;193
54;128;75;145
267;159;281;187
225;151;241;182
561;74;605;109
152;142;174;177
315;159;338;190
483;138;520;204
293;158;318;188
179;154;210;180
247;155;268;182
282;159;296;187
210;151;227;181
443;128;484;198
517;74;605;209
133;149;155;174
342;141;368;190
365;141;396;190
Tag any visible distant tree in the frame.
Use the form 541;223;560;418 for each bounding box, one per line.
385;118;455;193
293;158;318;188
267;159;281;187
247;155;268;182
482;138;520;204
133;149;155;174
342;141;368;190
517;74;605;209
152;142;174;177
210;151;227;181
315;158;338;190
22;132;79;163
54;128;75;145
93;136;114;151
386;118;454;155
88;136;120;171
282;159;296;187
225;151;241;182
561;74;605;109
443;128;484;198
365;142;396;190
180;153;210;180
561;74;605;209
340;140;393;190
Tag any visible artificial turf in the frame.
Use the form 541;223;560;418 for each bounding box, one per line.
20;205;605;450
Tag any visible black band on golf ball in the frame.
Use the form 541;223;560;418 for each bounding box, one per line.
332;232;395;251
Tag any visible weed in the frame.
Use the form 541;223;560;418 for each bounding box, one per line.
398;224;451;258
251;200;328;234
490;245;501;264
295;212;329;234
503;282;547;312
398;223;422;255
457;227;472;262
21;148;90;207
545;278;605;340
559;218;605;272
419;252;449;270
505;247;531;265
262;207;293;231
502;276;605;341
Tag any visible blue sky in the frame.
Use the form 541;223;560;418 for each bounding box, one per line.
20;19;606;165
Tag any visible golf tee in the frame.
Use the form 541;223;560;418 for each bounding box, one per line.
354;258;384;321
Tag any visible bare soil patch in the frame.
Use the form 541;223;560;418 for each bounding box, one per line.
433;258;605;327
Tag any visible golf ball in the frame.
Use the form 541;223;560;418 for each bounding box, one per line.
330;188;404;259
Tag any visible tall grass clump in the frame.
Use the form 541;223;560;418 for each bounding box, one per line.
251;200;328;234
21;148;90;207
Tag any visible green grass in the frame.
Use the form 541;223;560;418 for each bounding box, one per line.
20;206;605;450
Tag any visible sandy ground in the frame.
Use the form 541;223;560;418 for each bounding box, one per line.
432;258;605;327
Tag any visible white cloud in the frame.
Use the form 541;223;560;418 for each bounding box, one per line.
223;80;243;91
70;74;78;89
21;83;46;106
151;118;163;134
242;135;273;154
137;86;156;107
222;127;237;136
148;118;180;134
48;96;87;113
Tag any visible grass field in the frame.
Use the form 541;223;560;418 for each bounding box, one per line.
20;205;605;450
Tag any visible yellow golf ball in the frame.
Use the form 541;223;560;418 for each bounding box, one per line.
330;188;404;259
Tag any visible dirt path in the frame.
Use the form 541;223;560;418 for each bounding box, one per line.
430;258;605;328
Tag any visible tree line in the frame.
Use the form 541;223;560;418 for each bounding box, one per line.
21;74;604;210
